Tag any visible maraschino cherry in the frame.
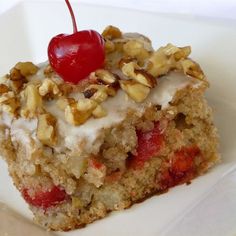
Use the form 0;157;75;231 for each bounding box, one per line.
48;0;105;84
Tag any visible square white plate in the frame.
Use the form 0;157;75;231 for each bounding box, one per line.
0;1;236;236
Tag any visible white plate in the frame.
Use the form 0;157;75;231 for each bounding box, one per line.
0;1;236;236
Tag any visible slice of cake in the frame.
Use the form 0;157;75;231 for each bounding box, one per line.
0;26;219;231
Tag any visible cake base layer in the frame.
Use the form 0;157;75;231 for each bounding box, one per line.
0;82;219;231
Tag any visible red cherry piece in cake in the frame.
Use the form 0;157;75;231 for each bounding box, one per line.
170;146;200;175
88;158;105;170
22;186;67;209
48;0;105;84
160;146;201;190
129;122;164;169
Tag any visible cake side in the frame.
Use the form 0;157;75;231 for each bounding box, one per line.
0;26;219;231
0;81;219;230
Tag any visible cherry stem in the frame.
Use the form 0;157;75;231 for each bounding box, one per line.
65;0;78;33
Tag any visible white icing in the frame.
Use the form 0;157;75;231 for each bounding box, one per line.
46;72;200;153
10;119;38;157
0;112;13;127
149;72;191;108
0;71;201;155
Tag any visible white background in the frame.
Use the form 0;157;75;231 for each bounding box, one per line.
0;0;236;20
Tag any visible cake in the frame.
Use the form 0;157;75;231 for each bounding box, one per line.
0;25;219;231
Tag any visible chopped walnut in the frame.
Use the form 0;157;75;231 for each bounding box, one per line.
121;61;156;88
56;97;75;111
134;69;157;88
65;98;97;125
91;88;108;103
120;61;138;77
162;44;191;61
174;46;191;61
9;68;24;81
104;39;115;53
146;47;172;77
102;25;122;40
95;69;117;85
9;65;28;92
11;79;27;92
37;113;57;146
21;84;42;118
44;64;55;78
15;62;38;77
123;40;150;64
88;70;119;97
0;91;20;115
77;98;97;111
92;104;107;118
39;78;61;98
120;80;150;102
83;85;108;103
147;44;192;77
0;84;9;94
119;57;135;68
83;88;97;99
58;83;74;96
181;59;205;80
106;86;117;97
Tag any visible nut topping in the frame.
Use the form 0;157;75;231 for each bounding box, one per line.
44;64;54;78
83;88;98;99
39;78;61;98
9;68;24;81
123;40;150;64
0;26;206;128
102;25;122;40
56;97;75;111
37;113;57;146
147;44;192;77
173;46;191;61
134;69;157;88
65;98;97;125
181;59;205;80
121;61;156;88
146;47;172;77
0;84;9;95
9;64;31;92
83;85;108;103
95;69;117;85
92;105;107;118
15;62;38;77
58;83;74;96
21;84;42;118
104;39;115;53
0;91;20;115
120;80;150;102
